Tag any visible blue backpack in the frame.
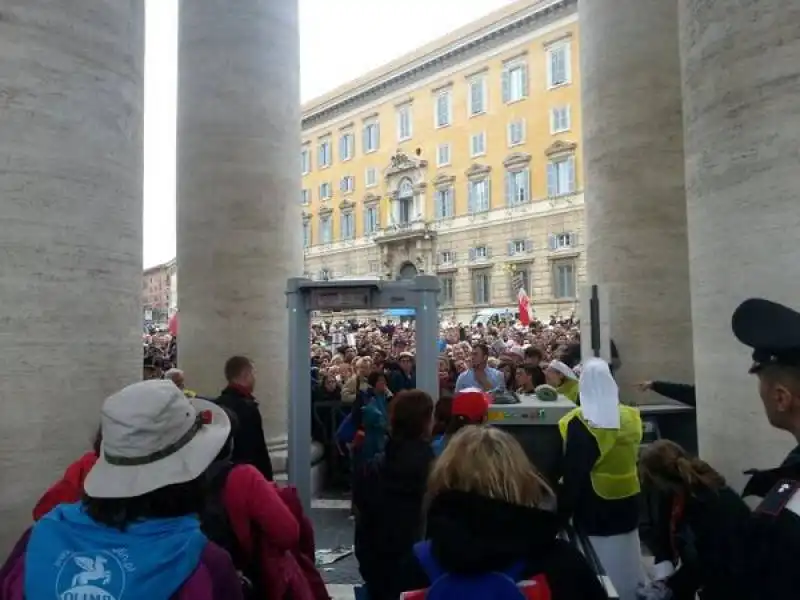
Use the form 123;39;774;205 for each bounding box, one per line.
401;541;552;600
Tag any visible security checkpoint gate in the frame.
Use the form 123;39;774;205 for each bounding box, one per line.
285;275;440;511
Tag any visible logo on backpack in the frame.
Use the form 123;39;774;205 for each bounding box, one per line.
55;549;133;600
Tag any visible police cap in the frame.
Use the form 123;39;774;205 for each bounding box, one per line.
731;298;800;374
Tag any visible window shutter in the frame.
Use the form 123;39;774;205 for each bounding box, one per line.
362;127;369;151
505;172;514;205
524;239;534;253
570;232;578;247
502;69;510;103
507;241;515;256
486;246;492;259
467;184;475;214
567;156;576;192
485;178;491;210
521;63;529;98
548;234;558;251
451;251;457;263
564;43;572;83
468;248;476;262
339;136;345;159
547;163;558;197
446;189;454;217
374;124;380;150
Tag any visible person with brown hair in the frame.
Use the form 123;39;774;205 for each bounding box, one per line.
638;440;751;600
352;389;435;600
397;426;607;600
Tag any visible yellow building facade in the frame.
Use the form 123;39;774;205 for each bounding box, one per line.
302;0;584;322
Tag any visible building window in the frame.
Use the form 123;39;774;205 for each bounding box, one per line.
368;260;380;274
301;189;311;205
502;61;528;103
435;187;454;219
469;245;489;261
364;204;379;235
437;143;451;167
301;147;311;174
508;120;526;147
505;168;530;206
548;232;577;251
439;250;455;265
551;106;571;133
339;132;355;161
340;211;355;240
553;260;576;298
468;178;490;213
365;167;378;188
509;263;531;299
319;182;332;200
339;175;355;194
363;120;380;153
396;104;413;141
472;269;492;305
468;75;487;116
470;132;486;157
435;89;452;128
439;276;455;305
320;215;333;243
303;220;311;248
547;43;572;88
508;239;533;256
318;138;332;168
547;156;576;196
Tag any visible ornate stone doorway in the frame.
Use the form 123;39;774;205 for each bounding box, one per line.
398;261;418;280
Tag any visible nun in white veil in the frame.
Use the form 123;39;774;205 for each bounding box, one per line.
559;358;645;600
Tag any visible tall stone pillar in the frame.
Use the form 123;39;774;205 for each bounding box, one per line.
680;0;800;486
177;0;302;442
0;2;144;551
580;0;693;399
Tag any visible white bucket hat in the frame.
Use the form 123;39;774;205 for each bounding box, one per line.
546;359;578;381
84;379;231;499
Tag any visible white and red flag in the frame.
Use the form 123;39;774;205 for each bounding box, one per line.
518;287;533;326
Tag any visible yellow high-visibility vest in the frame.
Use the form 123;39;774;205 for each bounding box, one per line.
558;405;642;500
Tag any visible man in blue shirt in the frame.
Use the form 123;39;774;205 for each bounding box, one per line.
455;342;505;393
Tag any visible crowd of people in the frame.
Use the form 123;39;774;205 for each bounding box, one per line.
3;300;800;600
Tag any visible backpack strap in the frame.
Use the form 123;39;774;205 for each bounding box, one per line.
413;541;444;582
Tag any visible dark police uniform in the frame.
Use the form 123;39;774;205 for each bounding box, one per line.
731;297;800;599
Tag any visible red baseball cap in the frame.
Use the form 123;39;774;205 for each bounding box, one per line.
452;388;492;423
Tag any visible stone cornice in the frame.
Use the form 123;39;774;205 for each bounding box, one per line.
432;173;456;188
363;192;381;205
503;151;532;171
318;207;333;217
544;139;577;156
302;0;576;129
339;199;355;210
466;162;491;180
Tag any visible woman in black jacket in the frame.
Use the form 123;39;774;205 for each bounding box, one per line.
352;389;435;600
395;426;607;600
639;440;751;600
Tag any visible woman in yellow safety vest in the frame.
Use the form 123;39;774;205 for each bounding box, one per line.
557;358;644;600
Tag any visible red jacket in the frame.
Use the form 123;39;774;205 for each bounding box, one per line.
33;451;97;520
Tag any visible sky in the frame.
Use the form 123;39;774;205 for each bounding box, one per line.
143;0;517;268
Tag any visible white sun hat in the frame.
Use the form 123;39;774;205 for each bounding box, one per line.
546;359;578;381
84;379;231;499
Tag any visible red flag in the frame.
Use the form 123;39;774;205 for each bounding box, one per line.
518;287;532;326
168;312;179;336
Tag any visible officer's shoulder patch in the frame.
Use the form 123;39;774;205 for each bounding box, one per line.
755;479;800;517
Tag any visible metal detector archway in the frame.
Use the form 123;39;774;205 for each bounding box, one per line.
286;275;440;511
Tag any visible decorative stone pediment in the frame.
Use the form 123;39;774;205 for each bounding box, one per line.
339;198;355;210
545;140;578;157
503;152;532;171
412;181;427;194
386;150;428;176
318;206;333;217
363;192;380;205
432;173;456;189
465;163;491;180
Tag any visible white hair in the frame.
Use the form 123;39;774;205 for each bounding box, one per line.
164;368;184;381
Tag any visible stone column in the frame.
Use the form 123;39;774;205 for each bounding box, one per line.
177;0;302;442
0;2;144;552
680;0;800;486
580;0;693;399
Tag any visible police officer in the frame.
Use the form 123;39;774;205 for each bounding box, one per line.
731;297;800;598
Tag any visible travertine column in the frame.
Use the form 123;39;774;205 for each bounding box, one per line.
580;0;693;399
0;2;144;551
680;0;800;486
177;0;302;441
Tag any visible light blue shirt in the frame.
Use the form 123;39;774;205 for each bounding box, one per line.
455;367;506;393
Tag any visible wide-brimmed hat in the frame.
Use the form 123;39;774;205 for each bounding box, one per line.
84;380;231;499
546;359;578;381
